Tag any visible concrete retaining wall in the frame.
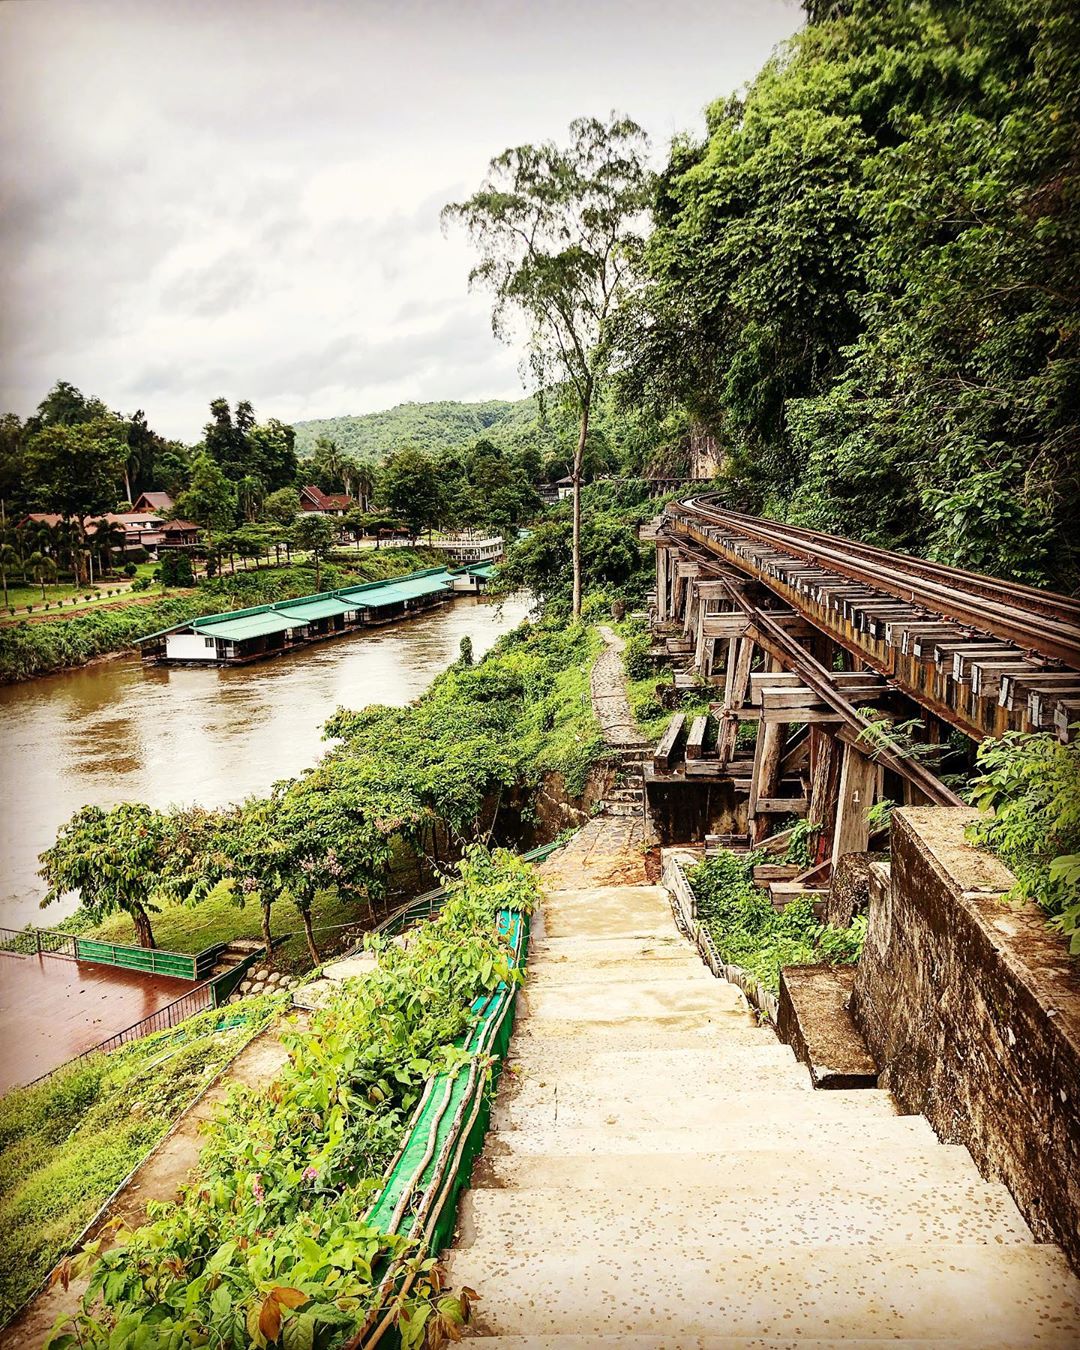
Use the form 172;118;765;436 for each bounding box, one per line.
852;806;1080;1272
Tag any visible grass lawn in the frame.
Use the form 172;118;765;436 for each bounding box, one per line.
0;995;280;1324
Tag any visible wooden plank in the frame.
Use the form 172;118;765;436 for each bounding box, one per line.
762;706;843;724
752;863;801;883
999;671;1080;710
685;715;709;760
1052;699;1080;741
756;796;809;814
1032;686;1080;728
969;660;1041;699
952;645;1020;681
653;714;687;773
701;613;750;639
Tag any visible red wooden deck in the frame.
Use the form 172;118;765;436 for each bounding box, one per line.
0;952;197;1093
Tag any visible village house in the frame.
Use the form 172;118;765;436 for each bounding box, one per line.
299;484;354;516
131;490;175;514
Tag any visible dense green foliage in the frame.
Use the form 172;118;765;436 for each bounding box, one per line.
495;481;658;616
0;999;278;1324
622;0;1080;589
968;731;1080;951
293;398;544;461
0;551;437;684
689;850;865;993
47;850;538;1350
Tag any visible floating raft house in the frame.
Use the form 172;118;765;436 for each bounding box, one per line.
138;563;494;665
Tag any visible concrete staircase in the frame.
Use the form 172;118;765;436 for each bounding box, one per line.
448;871;1080;1345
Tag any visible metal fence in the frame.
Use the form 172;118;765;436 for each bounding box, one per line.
0;926;78;958
0;925;222;981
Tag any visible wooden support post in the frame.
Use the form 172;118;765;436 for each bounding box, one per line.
656;547;670;620
749;719;789;843
831;743;878;868
807;727;842;866
717;637;755;765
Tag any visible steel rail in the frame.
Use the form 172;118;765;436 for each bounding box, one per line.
676;497;1080;668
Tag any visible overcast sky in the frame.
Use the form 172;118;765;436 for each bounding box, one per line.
0;0;802;442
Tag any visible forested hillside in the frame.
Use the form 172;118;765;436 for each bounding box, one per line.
620;0;1080;592
293;397;544;460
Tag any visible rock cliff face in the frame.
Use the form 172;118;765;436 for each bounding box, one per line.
852;806;1080;1274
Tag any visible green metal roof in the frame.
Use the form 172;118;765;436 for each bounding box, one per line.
338;570;453;609
137;567;456;643
276;596;356;622
197;611;299;642
465;562;496;578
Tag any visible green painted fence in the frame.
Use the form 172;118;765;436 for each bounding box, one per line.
0;926;224;982
355;906;530;1344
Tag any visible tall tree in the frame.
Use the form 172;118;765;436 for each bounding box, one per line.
175;451;235;544
292;512;338;590
444;114;653;615
376;446;446;539
40;803;168;948
23;418;126;581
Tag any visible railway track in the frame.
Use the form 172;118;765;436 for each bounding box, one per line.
663;496;1080;743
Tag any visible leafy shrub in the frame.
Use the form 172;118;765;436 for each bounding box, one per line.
967;731;1080;953
689;850;865;993
122;563;138;578
50;850;538;1349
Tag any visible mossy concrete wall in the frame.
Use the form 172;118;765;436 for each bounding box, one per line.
852;806;1080;1272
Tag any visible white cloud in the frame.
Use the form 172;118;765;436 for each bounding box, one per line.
0;0;802;440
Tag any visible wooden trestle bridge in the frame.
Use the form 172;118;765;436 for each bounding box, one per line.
647;496;1080;900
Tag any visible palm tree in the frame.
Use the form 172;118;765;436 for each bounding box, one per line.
0;536;18;610
25;551;57;600
92;518;127;575
355;460;376;512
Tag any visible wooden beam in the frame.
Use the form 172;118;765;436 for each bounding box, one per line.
756;796;808;814
831;743;877;868
807;728;841;865
653;714;686;773
685;715;709;760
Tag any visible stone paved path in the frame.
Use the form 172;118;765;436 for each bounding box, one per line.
446;816;1080;1345
591;625;642;748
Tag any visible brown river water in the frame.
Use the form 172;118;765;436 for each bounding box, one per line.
0;593;532;929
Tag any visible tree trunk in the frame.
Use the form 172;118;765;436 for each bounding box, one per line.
260;902;275;967
130;901;156;949
300;906;320;966
572;399;590;619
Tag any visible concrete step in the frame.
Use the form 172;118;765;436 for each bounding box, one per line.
523;960;713;988
508;1019;760;1051
493;1086;903;1133
602;803;641;817
448;1245;1080;1342
458;1179;1034;1251
540;887;674;941
500;1054;809;1100
504;1045;801;1080
526;936;692;962
472;1143;988;1193
518;982;749;1022
464;1339;1066;1349
485;1114;941;1155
